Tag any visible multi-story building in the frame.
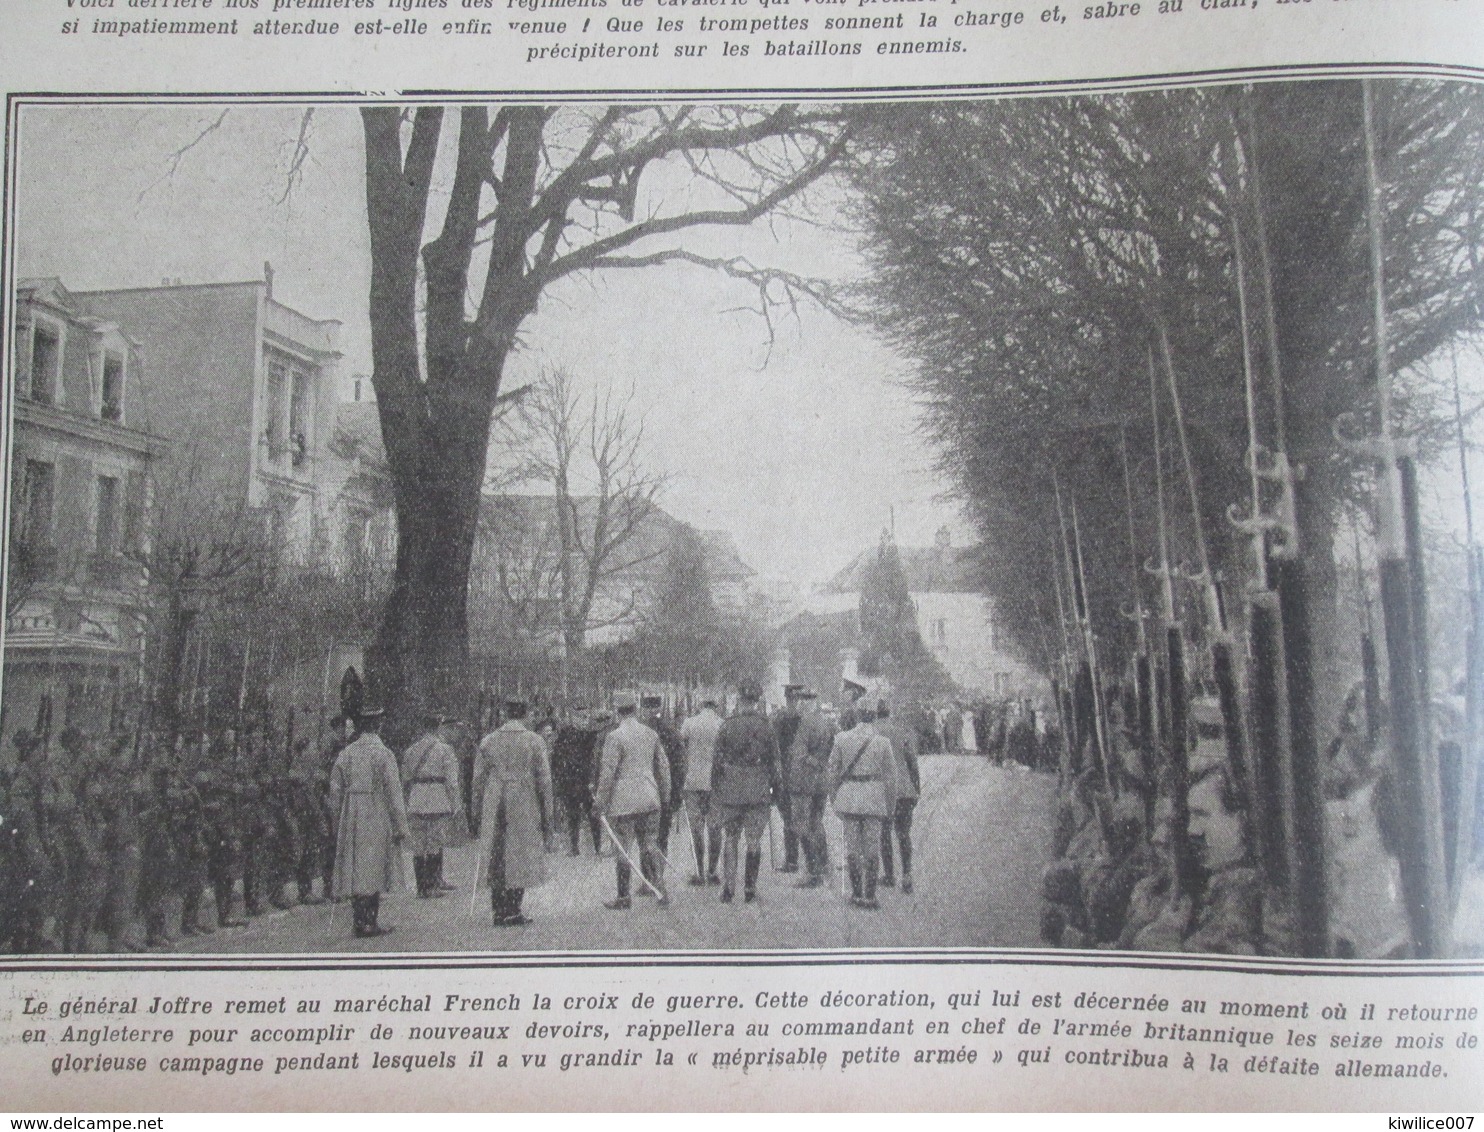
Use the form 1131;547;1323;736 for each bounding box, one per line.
5;279;164;755
75;270;350;566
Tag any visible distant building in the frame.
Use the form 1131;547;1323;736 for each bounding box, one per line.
75;268;352;568
5;279;164;754
801;526;1043;698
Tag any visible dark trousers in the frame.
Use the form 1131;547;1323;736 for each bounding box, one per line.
563;793;601;855
879;798;917;881
776;792;799;869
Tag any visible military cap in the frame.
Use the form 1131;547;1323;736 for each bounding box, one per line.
842;678;867;700
356;701;386;719
640;693;664;710
592;711;616;727
783;683;808;698
738;682;763;702
612;690;639;711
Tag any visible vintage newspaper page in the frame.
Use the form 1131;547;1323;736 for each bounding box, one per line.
2;0;1484;1112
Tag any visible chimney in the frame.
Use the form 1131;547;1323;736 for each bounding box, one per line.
264;261;274;301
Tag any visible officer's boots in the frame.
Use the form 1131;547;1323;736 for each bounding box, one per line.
743;848;762;903
605;861;633;910
846;856;863;904
434;851;454;892
861;858;879;910
689;832;708;886
411;855;426;897
706;837;721;885
900;842;914;895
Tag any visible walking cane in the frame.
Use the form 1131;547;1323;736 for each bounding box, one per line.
680;798;700;878
469;850;482;918
766;807;778;872
599;814;665;899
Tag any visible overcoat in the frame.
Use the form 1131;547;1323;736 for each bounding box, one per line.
329;732;410;897
473;721;553;890
827;722;899;819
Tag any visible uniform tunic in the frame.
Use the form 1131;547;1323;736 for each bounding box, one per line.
329;732;410;898
827;723;899;818
473;721;553;891
400;733;466;853
679;708;722;792
595;717;670;818
787;709;837;796
712;708;779;808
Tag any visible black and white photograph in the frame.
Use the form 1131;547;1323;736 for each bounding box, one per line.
5;81;1484;963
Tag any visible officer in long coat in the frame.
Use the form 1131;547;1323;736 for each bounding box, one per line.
773;686;806;873
473;700;554;927
595;693;671;909
401;711;466;898
786;689;836;888
329;704;409;939
712;683;782;905
874;701;921;894
827;700;899;909
679;698;723;885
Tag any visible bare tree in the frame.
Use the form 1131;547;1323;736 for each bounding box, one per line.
131;442;273;736
360;104;853;727
482;367;666;685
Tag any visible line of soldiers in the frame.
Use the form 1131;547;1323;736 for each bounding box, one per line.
1;723;338;954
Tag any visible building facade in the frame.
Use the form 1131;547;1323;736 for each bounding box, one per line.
801;527;1045;698
5;279;163;756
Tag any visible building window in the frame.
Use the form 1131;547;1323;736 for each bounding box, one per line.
28;324;60;405
100;353;124;422
95;475;120;555
21;460;55;544
289;369;311;467
264;348;314;470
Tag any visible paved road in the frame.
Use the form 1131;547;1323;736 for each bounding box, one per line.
177;755;1055;953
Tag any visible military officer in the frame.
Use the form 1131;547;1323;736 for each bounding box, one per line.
473;700;555;926
786;688;836;889
552;709;602;856
874;701;921;894
680;697;723;885
642;694;685;874
401;710;466;899
328;704;409;939
594;693;671;910
773;685;805;873
712;683;782;905
827;699;899;909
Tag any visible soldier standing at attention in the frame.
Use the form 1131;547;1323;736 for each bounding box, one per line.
401;710;465;899
712;683;782;905
552;709;602;856
874;701;921;894
473;700;554;927
786;688;836;889
329;704;409;939
643;695;685;870
595;693;671;910
827;699;899;910
680;697;723;886
773;685;806;873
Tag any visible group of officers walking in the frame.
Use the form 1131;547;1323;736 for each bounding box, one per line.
293;676;928;938
0;677;926;949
